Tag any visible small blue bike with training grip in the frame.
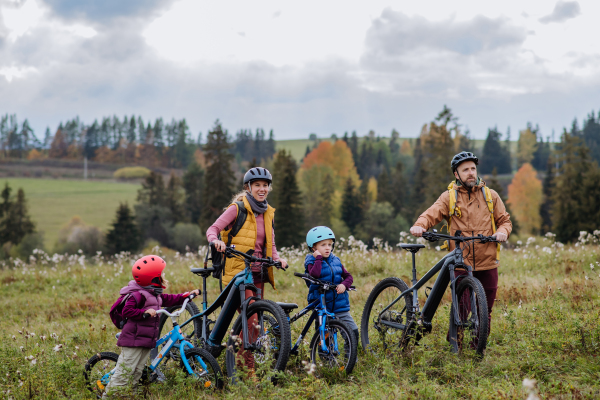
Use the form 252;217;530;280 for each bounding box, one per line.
83;294;223;398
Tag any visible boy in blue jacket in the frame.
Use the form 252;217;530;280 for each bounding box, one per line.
304;226;359;343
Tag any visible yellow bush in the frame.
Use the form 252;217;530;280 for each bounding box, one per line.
113;166;151;179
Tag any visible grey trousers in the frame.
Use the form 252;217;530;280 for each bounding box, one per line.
335;311;358;331
103;346;151;397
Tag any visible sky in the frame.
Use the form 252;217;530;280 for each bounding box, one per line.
0;0;598;140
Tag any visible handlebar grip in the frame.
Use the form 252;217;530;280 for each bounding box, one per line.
294;272;307;278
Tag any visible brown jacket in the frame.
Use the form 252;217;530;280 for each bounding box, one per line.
414;179;512;271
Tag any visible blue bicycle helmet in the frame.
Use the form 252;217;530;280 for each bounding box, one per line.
306;226;336;250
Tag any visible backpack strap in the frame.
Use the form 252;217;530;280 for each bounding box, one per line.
226;201;248;246
481;186;501;261
441;181;461;251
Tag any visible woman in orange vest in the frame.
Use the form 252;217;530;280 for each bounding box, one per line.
206;167;288;373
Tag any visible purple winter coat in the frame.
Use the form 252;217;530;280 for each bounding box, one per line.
116;280;187;348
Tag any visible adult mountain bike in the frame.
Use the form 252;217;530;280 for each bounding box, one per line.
83;294;223;399
157;244;292;384
361;231;496;356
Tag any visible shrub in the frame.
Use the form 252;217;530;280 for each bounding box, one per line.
54;216;104;256
113;166;151;180
9;232;45;259
167;223;204;253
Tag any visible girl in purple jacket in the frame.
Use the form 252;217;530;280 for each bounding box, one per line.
104;255;199;397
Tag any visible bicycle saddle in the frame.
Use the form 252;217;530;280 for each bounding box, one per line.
398;243;425;253
276;302;298;312
190;267;215;277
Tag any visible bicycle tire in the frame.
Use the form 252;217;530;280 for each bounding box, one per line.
181;347;224;389
448;276;489;356
360;277;414;353
309;319;357;375
225;299;291;384
83;351;120;399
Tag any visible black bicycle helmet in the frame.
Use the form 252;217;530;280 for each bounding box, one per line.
451;151;479;172
243;167;272;186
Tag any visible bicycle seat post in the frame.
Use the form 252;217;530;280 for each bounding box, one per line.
411;252;418;286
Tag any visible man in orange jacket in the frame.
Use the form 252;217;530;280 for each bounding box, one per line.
410;151;512;334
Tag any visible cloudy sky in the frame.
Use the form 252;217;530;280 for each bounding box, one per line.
0;0;598;140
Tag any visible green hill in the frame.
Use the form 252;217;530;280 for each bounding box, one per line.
1;178;139;249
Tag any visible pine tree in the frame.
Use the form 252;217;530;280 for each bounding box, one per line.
341;178;363;234
166;172;186;223
105;203;141;254
0;185;35;245
552;131;600;242
539;159;554;234
480;128;512;174
270;150;305;247
318;173;334;227
137;171;166;205
487;168;519;235
389;161;408;219
182;162;204;226
377;169;393;205
201;120;235;229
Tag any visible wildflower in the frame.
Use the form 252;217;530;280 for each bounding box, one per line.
522;378;536;390
40;335;46;341
11;335;16;340
75;346;79;350
518;299;522;309
53;344;63;352
50;333;58;340
585;276;589;280
19;346;24;351
590;264;595;270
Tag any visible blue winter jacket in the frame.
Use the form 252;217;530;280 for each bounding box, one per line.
304;254;350;313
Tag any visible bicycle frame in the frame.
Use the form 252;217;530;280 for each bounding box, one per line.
99;299;210;386
378;245;479;333
288;292;339;354
180;261;262;350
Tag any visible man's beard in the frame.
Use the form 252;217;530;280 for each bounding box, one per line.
464;178;477;188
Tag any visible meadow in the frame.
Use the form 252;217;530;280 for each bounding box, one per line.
0;178;139;248
1;233;599;399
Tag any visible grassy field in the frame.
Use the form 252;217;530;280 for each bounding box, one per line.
1;234;599;399
1;178;140;248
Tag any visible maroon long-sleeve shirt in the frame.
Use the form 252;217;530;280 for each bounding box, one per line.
306;255;353;289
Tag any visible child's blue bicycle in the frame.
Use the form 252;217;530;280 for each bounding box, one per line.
83;294;223;398
276;272;358;374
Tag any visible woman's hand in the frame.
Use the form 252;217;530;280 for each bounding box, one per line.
213;240;226;252
336;284;347;294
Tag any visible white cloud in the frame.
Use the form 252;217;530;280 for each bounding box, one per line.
539;1;581;24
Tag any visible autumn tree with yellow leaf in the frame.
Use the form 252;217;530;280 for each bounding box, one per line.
507;163;542;235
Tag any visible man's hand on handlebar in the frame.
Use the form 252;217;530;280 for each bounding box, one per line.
213;240;226;252
492;232;507;242
278;258;288;270
410;225;426;237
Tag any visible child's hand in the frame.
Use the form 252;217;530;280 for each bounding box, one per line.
144;309;157;318
313;250;321;258
189;289;200;297
336;284;346;294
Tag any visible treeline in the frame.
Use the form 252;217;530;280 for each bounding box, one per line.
3;107;600;256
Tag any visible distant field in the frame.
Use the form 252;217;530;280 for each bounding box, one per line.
274;136;512;162
1;178;139;249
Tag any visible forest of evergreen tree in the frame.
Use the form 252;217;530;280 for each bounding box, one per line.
2;106;600;255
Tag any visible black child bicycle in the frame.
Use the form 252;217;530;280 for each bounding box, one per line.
361;231;496;356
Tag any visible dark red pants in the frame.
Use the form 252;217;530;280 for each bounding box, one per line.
454;268;498;334
236;282;264;371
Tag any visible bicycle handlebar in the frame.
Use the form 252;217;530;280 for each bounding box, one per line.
421;231;498;244
225;245;287;270
293;272;356;291
155;294;196;318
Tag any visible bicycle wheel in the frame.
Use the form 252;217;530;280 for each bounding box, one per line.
225;300;291;383
449;276;489;356
181;347;224;389
83;351;119;399
360;277;414;353
309;319;357;374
